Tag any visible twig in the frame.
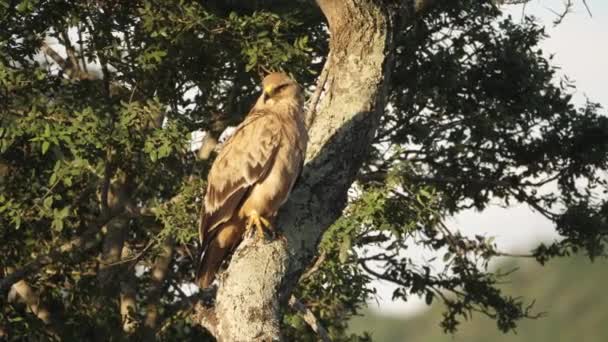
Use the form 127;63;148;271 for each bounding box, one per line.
547;0;573;25
305;55;331;129
582;0;592;18
289;296;331;342
101;237;156;268
40;43;70;71
494;252;535;258
60;30;80;74
300;251;327;280
100;157;112;215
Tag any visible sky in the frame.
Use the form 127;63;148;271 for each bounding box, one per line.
370;0;608;315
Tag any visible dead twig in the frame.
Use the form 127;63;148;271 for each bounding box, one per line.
289;296;331;342
305;55;331;129
300;251;327;280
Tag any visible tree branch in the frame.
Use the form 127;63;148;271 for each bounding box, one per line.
305;54;330;129
40;41;92;80
141;237;174;339
195;303;219;337
300;251;327;281
289;296;330;342
120;242;138;334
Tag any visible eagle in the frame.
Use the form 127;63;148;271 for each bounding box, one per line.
196;72;308;289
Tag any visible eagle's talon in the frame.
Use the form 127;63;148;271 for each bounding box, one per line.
245;210;272;241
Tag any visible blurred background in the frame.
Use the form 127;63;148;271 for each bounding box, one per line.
349;2;608;340
351;255;608;341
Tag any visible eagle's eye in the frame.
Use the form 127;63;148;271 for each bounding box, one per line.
274;83;288;94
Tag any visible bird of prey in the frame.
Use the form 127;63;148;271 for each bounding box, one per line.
196;72;308;289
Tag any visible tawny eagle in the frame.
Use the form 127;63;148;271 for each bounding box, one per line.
196;72;308;289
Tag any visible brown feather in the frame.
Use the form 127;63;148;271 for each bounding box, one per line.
197;217;242;288
198;111;281;244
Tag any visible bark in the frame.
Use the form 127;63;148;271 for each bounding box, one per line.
195;1;415;341
10;280;52;325
288;296;330;342
97;216;128;292
96;170;139;334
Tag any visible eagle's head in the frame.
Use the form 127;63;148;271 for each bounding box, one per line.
258;72;303;109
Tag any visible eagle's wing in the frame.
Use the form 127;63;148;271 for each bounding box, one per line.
199;111;281;246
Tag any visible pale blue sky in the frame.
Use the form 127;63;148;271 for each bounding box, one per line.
373;0;608;315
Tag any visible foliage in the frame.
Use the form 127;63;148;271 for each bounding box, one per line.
1;0;317;339
0;0;606;341
325;0;607;337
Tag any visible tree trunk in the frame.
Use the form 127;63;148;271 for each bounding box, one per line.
195;1;413;341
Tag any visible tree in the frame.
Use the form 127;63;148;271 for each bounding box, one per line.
1;0;606;341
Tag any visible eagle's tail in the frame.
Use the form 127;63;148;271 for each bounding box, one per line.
196;219;242;289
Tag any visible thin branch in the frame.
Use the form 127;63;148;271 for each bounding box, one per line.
508;189;558;220
300;251;326;280
305;54;330;129
60;30;80;74
120;243;138;334
494;252;535;258
100;156;112;215
40;42;70;71
101;234;157;268
289;296;331;342
358;252;399;262
41;38;90;80
582;0;592;17
356;233;390;245
78;23;88;73
546;0;574;26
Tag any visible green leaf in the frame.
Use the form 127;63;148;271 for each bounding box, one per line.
42;141;50;154
43;123;51;137
43;196;53;209
57;206;70;219
49;173;57;185
13;215;21;229
339;235;351;263
52;218;64;232
443;252;452;262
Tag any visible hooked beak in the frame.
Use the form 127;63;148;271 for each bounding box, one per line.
262;85;273;103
